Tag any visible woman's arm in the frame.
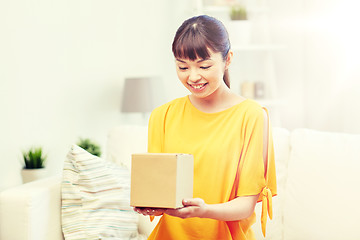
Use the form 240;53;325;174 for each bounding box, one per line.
173;195;259;221
135;195;258;221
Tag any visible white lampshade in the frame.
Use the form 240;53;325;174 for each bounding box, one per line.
121;77;164;113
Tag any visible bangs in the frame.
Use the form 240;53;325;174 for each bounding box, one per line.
172;29;212;61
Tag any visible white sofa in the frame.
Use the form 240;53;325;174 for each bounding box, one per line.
1;125;360;240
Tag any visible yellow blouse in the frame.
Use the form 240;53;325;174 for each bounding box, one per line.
147;96;277;240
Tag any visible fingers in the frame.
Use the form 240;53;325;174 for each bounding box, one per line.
134;207;164;216
134;206;188;219
165;205;199;219
134;198;206;219
183;198;204;207
134;207;150;215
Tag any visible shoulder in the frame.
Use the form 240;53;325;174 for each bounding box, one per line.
236;99;269;130
242;99;265;117
152;96;187;114
149;96;188;122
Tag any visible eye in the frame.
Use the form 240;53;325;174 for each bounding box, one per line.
200;66;211;70
178;66;188;71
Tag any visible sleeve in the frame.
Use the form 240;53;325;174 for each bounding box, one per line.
236;106;266;197
260;108;277;236
235;106;277;237
147;105;166;153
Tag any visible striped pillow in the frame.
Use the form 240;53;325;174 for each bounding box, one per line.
61;144;140;240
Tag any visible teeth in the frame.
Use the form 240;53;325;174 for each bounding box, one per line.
192;84;205;89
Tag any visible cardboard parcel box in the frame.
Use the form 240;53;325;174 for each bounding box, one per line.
131;153;194;209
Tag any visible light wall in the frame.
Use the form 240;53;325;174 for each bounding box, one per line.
1;0;360;191
0;0;188;190
269;0;306;130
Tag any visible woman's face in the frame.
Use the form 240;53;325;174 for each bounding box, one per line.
175;49;231;99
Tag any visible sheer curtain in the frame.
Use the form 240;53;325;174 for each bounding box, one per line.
269;0;360;133
302;0;360;133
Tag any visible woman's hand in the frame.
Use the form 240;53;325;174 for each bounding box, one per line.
134;207;165;217
166;198;207;219
134;198;208;219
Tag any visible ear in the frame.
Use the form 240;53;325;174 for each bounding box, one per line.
225;50;233;70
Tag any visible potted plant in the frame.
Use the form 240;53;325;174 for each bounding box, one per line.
21;147;47;183
230;5;248;20
77;138;101;157
227;4;252;45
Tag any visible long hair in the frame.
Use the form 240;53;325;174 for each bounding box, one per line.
172;15;231;88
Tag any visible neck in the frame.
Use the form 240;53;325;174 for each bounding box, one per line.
189;84;234;113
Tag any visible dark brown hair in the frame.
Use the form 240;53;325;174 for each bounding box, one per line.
172;15;231;88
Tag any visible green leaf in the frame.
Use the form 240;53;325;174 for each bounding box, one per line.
22;147;46;169
77;138;101;157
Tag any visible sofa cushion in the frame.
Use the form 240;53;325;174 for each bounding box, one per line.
284;129;360;240
106;125;148;170
61;144;140;240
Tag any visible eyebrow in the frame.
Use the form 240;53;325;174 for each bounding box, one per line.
176;58;211;63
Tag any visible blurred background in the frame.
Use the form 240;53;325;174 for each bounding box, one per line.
1;0;359;190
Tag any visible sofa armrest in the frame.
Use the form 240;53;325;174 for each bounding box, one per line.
0;175;64;240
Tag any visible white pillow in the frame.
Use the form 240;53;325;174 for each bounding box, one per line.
284;129;360;240
61;144;139;240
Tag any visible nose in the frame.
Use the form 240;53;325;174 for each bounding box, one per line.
188;69;201;83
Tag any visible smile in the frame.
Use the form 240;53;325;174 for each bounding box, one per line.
188;83;207;90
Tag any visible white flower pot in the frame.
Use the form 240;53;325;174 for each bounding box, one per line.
227;20;252;46
21;168;47;184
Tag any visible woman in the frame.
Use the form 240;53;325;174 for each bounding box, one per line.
135;15;277;240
